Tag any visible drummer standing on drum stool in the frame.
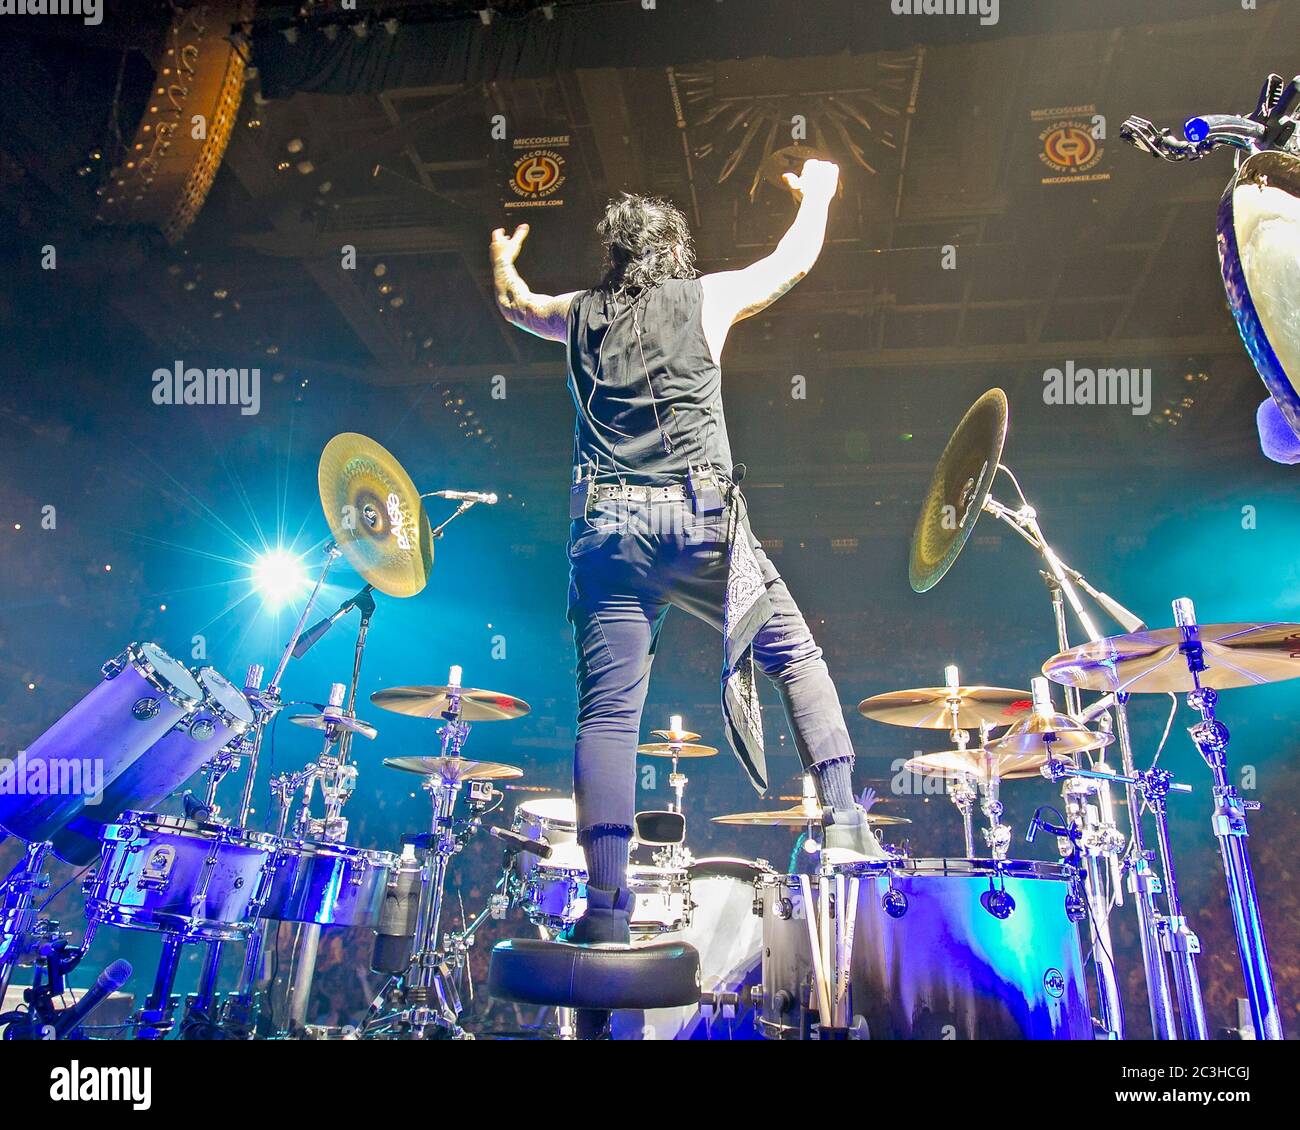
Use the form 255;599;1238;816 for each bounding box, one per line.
491;157;885;952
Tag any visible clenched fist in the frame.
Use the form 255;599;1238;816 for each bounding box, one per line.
782;158;840;204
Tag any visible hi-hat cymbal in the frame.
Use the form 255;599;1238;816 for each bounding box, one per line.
858;686;1032;729
903;749;1054;782
383;756;523;782
650;729;701;744
909;388;1008;593
637;741;718;758
318;432;434;598
712;806;910;828
370;686;531;721
288;712;378;740
985;712;1113;757
1044;623;1300;693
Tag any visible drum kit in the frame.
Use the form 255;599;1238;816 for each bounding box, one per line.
6;143;1300;1038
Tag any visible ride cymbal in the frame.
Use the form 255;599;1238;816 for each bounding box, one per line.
318;432;434;598
909;388;1008;593
713;806;910;828
370;685;531;721
858;686;1032;729
1044;622;1300;693
383;756;523;782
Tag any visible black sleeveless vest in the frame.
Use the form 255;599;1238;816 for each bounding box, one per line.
566;278;734;486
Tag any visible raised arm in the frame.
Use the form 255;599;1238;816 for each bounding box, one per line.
491;223;578;342
699;158;839;361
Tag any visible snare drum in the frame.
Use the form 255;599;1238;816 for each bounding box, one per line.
53;665;254;866
0;643;203;854
521;862;690;935
260;839;398;929
759;858;1091;1040
85;811;276;941
511;796;578;882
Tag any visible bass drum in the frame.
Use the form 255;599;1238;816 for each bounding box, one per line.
760;858;1091;1040
613;857;769;1041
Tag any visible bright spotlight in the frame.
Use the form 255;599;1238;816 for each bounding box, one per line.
251;548;309;610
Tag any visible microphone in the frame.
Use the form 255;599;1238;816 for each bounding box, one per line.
424;489;498;505
291;586;375;659
54;959;132;1038
488;826;552;858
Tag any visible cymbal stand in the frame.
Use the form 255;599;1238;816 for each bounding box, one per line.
400;667;475;1039
939;666;978;856
982;487;1136;1039
1172;598;1282;1039
973;724;1012;861
1045;754;1208;1039
283;682;363;1034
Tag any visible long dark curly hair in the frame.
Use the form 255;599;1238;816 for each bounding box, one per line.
597;193;697;298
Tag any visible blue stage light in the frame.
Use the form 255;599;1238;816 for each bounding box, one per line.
250;547;309;610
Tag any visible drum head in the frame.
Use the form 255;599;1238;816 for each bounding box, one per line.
519;796;577;826
196;667;255;727
136;642;202;705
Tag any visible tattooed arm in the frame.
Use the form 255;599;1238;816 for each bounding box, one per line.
699;158;839;362
491;223;578;342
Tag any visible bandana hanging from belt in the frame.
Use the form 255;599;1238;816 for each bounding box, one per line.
721;498;772;792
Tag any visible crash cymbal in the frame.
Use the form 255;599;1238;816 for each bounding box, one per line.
1044;622;1300;693
370;685;531;721
649;728;701;744
636;742;718;758
383;756;523;782
903;749;1053;782
985;712;1113;757
288;712;378;740
909;388;1008;593
858;686;1032;729
712;806;910;828
318;432;434;598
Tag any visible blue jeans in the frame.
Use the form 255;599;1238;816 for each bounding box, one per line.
568;496;855;835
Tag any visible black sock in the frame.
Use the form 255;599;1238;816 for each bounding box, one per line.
582;825;631;892
810;757;855;811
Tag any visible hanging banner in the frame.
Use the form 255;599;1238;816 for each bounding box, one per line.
503;134;570;211
1028;103;1110;187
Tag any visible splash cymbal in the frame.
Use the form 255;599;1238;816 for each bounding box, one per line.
858;686;1032;729
985;712;1113;757
1043;622;1300;693
318;432;434;598
383;756;523;782
649;729;701;744
288;712;378;740
903;749;1052;782
909;388;1008;593
370;685;530;721
637;742;718;758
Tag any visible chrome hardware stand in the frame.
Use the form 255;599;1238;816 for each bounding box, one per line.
0;839;52;1010
1172;598;1282;1039
984;483;1148;1040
